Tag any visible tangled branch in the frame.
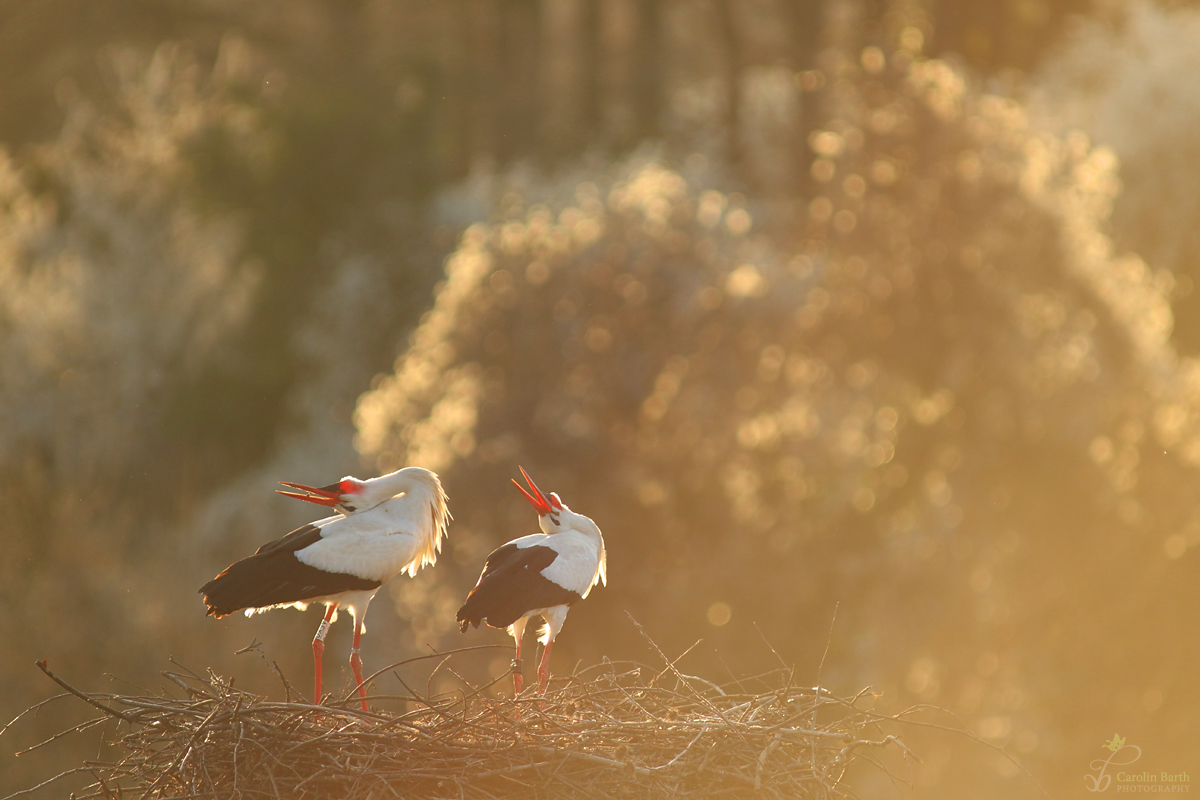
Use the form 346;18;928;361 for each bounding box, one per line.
8;648;914;800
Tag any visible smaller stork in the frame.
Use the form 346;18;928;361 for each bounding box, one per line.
201;467;450;711
457;468;606;705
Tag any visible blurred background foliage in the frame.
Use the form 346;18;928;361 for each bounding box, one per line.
1;0;1197;797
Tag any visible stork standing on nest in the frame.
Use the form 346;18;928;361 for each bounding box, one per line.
200;467;450;712
457;468;606;706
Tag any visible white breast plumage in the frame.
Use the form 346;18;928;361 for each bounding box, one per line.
296;498;427;582
514;532;604;597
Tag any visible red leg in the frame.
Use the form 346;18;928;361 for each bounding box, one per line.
537;639;555;710
513;636;524;696
350;615;369;713
312;605;337;705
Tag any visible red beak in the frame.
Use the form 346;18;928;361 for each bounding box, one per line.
277;481;342;507
512;466;552;516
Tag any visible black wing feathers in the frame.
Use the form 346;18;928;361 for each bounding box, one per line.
456;543;583;631
200;523;381;617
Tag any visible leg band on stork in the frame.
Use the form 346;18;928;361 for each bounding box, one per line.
311;605;337;705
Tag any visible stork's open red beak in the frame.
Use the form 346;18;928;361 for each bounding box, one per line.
512;466;553;516
277;481;343;506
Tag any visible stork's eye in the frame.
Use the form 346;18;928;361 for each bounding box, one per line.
342;503;357;513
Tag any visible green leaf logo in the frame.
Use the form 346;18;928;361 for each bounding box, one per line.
1104;734;1126;752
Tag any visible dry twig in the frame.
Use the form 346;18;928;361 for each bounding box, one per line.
7;647;911;800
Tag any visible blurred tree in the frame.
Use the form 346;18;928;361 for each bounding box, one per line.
4;1;1187;798
713;0;745;167
0;0;229;145
0;0;1106;177
924;0;1092;71
1033;1;1200;357
579;0;605;140
0;32;447;793
354;52;1200;798
0;40;264;791
632;0;667;141
782;0;827;195
492;0;544;164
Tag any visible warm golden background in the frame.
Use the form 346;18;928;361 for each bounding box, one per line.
2;0;1197;796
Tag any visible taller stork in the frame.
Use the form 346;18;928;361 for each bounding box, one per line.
201;467;450;712
457;468;606;705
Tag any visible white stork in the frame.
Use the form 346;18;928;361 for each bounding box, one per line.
457;467;606;705
200;467;450;712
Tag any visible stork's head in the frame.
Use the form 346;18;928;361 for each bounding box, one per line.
277;477;367;514
512;467;606;588
512;466;571;531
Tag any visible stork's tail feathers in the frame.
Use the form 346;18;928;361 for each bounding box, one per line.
456;604;483;633
200;573;246;619
200;567;277;619
201;596;230;619
199;533;382;620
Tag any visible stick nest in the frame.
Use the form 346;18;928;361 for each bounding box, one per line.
18;647;911;800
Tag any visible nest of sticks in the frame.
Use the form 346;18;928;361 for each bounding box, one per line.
15;641;913;800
